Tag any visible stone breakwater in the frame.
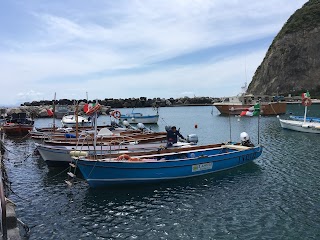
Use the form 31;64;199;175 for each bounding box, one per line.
2;97;217;118
1;104;110;118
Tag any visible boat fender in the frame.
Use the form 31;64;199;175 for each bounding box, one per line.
70;151;88;157
111;110;121;119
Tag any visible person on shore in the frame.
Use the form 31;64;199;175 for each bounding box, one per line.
166;126;185;147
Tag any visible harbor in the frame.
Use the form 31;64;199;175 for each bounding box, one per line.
1;1;320;238
0;105;320;239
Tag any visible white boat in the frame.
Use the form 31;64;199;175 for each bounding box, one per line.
61;115;92;128
278;93;319;133
278;118;320;134
119;113;159;124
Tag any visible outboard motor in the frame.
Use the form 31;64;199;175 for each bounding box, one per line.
137;123;145;130
240;132;254;147
122;120;130;127
110;120;118;127
165;125;172;132
186;134;198;144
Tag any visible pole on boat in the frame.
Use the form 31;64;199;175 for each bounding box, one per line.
93;100;98;153
302;91;311;123
229;107;234;143
258;115;260;145
53;92;56;133
94;111;97;151
75;103;79;139
303;105;308;123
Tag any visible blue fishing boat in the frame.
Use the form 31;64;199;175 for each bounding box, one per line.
111;108;159;124
75;135;263;188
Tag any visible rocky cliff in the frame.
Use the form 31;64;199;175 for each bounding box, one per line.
247;0;320;96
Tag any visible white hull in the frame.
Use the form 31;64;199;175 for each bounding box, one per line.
120;115;159;124
61;115;92;128
279;119;320;134
37;142;192;166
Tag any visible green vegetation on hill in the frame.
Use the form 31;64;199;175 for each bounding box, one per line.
276;0;320;40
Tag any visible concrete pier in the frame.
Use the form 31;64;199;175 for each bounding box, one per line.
0;135;21;240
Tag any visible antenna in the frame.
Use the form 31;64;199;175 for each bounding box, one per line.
242;57;248;95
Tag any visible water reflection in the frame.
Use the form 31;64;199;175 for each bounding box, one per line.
3;105;320;239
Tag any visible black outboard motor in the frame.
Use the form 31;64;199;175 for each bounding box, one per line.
240;132;254;147
165;125;172;132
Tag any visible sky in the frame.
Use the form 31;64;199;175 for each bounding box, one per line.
0;0;308;106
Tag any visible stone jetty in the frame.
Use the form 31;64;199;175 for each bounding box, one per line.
1;97;217;118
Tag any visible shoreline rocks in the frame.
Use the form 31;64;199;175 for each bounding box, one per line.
1;97;217;118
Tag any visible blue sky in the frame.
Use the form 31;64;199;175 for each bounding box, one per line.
0;0;307;106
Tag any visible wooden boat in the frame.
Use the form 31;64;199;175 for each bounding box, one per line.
2;113;34;136
30;124;143;140
37;125;199;166
41;130;168;146
213;94;286;115
37;141;193;167
74;139;263;188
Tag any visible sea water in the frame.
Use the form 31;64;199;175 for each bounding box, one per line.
3;104;320;239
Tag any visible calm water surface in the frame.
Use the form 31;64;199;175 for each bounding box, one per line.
3;105;320;239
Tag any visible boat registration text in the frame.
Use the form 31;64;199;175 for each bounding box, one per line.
192;162;213;172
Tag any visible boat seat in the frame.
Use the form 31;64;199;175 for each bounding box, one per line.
223;145;251;150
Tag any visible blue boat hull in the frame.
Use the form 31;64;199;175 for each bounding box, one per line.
290;116;320;122
76;146;263;188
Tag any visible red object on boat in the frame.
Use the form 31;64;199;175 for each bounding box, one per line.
2;112;34;136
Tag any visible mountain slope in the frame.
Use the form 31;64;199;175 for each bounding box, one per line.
247;0;320;96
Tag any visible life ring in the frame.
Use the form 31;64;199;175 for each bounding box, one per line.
86;104;101;115
111;110;121;119
302;97;312;106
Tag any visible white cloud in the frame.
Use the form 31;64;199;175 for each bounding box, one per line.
0;0;308;105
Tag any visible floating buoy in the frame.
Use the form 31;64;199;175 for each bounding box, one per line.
194;124;198;128
70;151;88;157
